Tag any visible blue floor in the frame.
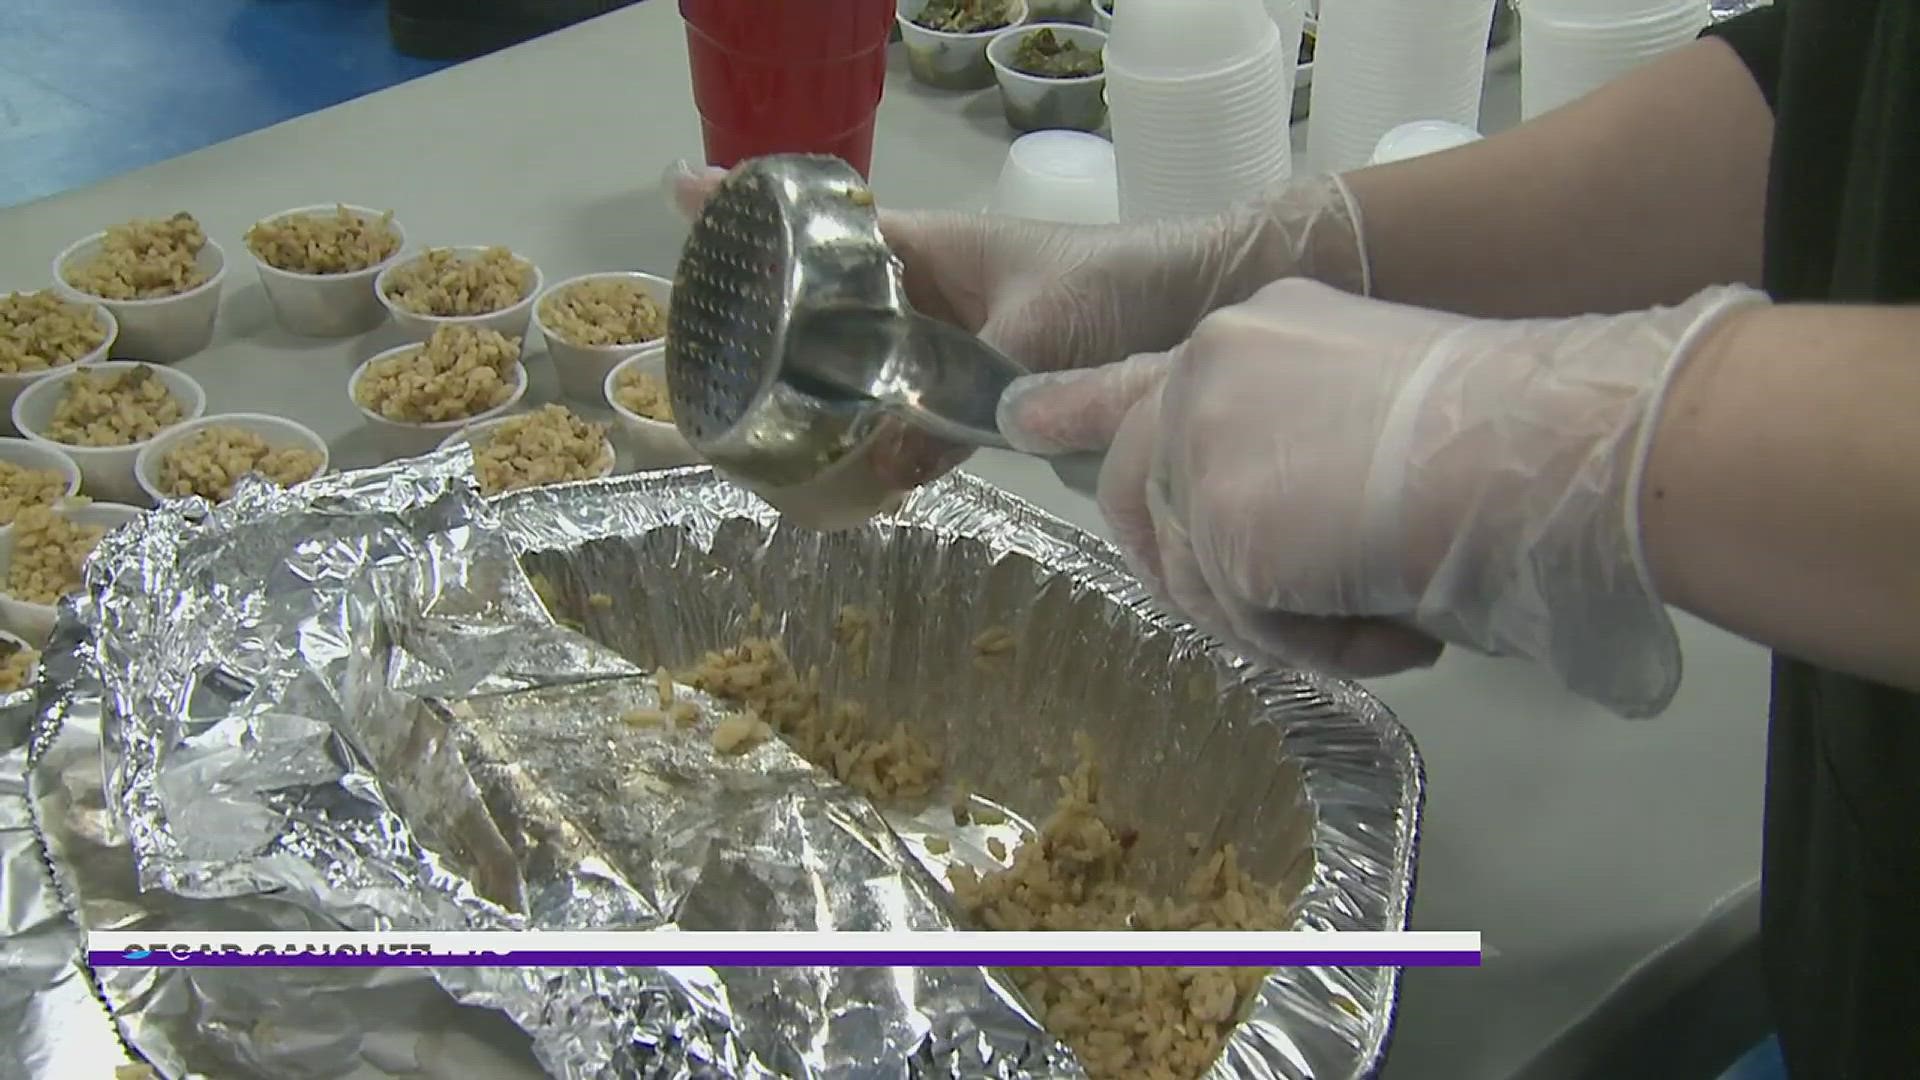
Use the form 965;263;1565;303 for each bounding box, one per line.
0;0;450;209
1721;1035;1789;1080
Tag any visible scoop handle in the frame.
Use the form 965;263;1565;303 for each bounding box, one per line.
894;313;1106;496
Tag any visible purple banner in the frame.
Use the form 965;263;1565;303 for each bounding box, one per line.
90;949;1482;969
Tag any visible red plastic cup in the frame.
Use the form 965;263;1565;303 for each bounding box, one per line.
681;0;896;178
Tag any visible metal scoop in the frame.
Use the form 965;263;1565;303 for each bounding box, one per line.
666;154;1100;496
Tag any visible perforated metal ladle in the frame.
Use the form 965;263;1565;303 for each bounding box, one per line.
665;154;1100;496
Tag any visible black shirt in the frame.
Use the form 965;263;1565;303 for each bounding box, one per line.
1705;4;1920;1076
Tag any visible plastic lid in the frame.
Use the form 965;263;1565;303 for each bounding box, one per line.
1370;120;1483;164
1007;131;1118;182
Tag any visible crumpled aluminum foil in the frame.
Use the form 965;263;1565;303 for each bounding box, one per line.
5;453;1423;1080
1709;0;1771;21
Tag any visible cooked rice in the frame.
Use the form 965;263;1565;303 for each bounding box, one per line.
0;291;108;373
679;608;1289;1080
0;460;69;525
682;635;941;803
45;365;185;447
157;425;323;502
63;213;210;300
354;325;519;424
711;708;775;755
539;277;667;347
382;247;533;317
0;640;39;692
5;504;106;605
468;404;609;496
246;206;400;274
949;739;1291;1080
610;365;672;422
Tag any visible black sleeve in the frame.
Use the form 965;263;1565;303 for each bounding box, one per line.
1701;2;1788;110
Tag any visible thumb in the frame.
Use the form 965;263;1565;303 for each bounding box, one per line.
662;159;730;222
996;350;1175;456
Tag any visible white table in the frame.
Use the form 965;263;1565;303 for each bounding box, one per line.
0;5;1771;1076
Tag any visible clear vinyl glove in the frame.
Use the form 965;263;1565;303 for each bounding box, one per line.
998;279;1769;717
663;160;1372;486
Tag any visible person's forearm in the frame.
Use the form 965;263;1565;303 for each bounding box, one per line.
1641;304;1920;692
1342;40;1774;318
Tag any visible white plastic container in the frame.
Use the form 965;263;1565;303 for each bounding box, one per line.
898;0;1032;91
1104;0;1276;77
0;500;143;644
0;295;115;436
0;627;41;691
11;362;209;505
348;344;529;460
1519;0;1711;118
987;131;1121;223
0;439;82;522
374;245;543;348
134;413;331;506
52;235;226;364
987;23;1109;133
246;204;407;338
603;348;701;470
532;271;673;406
1305;0;1499;173
1106;0;1297;221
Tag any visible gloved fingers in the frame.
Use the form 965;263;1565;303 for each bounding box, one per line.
998;351;1176;456
1095;384;1170;593
1154;489;1442;675
662;160;730;220
1147;498;1267;661
1224;608;1443;677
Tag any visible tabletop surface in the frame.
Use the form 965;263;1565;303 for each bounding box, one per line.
0;4;1771;1077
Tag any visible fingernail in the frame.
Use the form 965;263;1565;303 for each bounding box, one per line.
995;370;1087;456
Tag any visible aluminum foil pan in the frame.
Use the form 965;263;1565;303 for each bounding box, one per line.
4;454;1422;1079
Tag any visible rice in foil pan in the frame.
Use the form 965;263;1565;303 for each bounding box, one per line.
0;452;1423;1080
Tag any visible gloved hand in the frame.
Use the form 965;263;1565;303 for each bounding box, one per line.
663;160;1371;487
998;278;1769;717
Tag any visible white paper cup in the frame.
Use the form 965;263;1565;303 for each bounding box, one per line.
12;362;208;505
436;412;617;493
532;272;673;406
603;349;701;470
0;295;115;436
53;235;225;364
348;345;529;460
134;413;331;506
0;500;143;644
247;205;407;338
0;439;82;525
898;0;1032;90
374;246;543;348
987;23;1109;133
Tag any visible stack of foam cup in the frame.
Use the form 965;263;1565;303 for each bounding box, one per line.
1305;0;1500;174
1519;0;1711;119
1105;0;1304;223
